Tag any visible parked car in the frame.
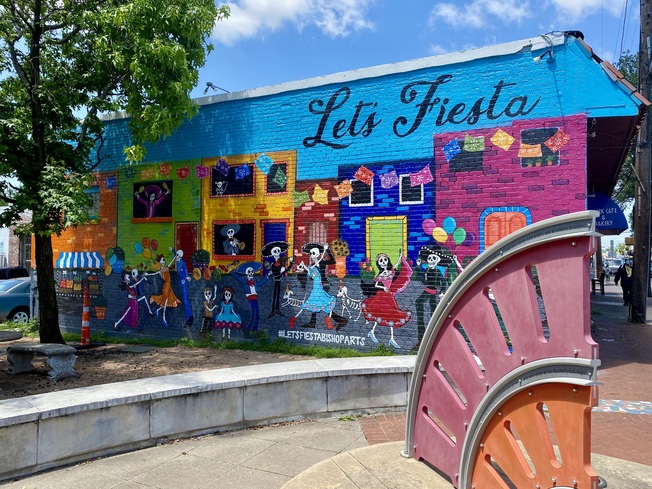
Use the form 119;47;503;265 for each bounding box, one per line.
0;267;30;280
0;277;32;323
604;258;623;276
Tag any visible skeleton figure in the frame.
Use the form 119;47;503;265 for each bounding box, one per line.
147;252;182;328
233;261;269;333
262;241;291;318
360;252;413;349
214;181;228;196
414;246;450;347
288;243;347;331
200;286;218;336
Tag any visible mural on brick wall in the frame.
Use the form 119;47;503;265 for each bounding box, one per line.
51;114;586;353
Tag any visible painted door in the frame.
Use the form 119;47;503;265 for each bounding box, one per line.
483;212;528;249
175;222;198;270
366;216;407;267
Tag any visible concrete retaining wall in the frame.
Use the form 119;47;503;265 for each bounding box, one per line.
0;356;415;481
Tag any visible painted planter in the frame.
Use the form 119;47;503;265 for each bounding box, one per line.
94;307;106;320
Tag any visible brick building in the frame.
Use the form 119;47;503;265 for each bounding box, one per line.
51;32;647;351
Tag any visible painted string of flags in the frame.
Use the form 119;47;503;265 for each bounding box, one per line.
111;127;571;209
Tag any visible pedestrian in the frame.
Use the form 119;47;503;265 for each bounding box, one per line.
614;258;633;306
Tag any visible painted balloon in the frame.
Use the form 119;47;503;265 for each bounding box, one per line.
104;264;112;276
442;216;457;234
433;227;448;243
151;239;158;251
422;218;436;235
142;237;150;248
463;232;477;247
109;254;117;265
453;228;467;245
105;248;114;259
142;248;152;260
134;242;143;254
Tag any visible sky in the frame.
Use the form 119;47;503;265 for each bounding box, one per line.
193;0;641;243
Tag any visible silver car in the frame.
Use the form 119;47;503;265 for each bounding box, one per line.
0;277;32;323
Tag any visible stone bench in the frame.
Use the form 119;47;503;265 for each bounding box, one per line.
6;343;77;381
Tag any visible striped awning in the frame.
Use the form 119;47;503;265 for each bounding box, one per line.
56;252;105;269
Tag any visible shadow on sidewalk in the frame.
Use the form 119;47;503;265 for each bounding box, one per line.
590;282;652;368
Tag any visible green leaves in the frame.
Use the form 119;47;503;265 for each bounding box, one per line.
0;0;229;335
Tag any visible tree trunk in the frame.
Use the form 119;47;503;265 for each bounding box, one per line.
35;234;64;344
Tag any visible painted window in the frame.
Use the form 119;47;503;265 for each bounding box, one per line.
211;164;255;197
213;221;256;259
519;127;561;167
262;220;288;244
448;136;485;172
132;181;173;221
308;221;328;244
266;162;288;194
399;174;424;205
84;186;100;221
349;179;374;207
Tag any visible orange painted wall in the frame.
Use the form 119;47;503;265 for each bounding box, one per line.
49;171;119;263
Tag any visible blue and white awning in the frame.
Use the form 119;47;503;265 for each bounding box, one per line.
56;252;105;269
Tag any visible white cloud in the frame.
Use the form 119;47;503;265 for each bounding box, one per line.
547;0;627;22
429;0;533;29
430;0;630;29
213;0;375;45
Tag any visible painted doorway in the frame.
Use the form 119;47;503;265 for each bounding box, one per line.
175;222;198;270
366;216;407;268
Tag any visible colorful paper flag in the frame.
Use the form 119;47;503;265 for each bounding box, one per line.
334;180;353;199
177;165;190;180
159;163;171;176
380;171;399;189
312;184;329;205
255;153;274;174
544;128;571;153
442;138;461;161
518;143;543;158
463;134;485;152
235;164;251;180
354;166;374;185
215;158;230;176
293;190;310;207
490;129;515;151
124;166;136;180
272;166;287;188
410;165;433;186
195;165;209;178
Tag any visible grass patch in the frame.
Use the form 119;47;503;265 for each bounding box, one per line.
0;318;39;336
3;320;398;359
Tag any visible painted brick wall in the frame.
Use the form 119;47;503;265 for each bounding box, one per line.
51;37;644;352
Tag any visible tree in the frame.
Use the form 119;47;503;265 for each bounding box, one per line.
0;0;229;343
612;50;638;222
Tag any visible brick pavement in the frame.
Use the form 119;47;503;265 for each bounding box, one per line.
358;282;652;468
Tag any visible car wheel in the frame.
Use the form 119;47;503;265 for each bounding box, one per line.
9;307;30;324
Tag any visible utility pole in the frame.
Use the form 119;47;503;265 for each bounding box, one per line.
631;0;652;322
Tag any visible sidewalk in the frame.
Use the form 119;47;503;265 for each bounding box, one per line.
1;282;651;489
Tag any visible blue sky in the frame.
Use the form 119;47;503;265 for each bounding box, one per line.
193;0;640;98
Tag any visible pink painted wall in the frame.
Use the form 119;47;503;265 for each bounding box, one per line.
434;115;587;260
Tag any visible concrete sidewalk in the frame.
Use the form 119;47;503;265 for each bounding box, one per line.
1;281;651;489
